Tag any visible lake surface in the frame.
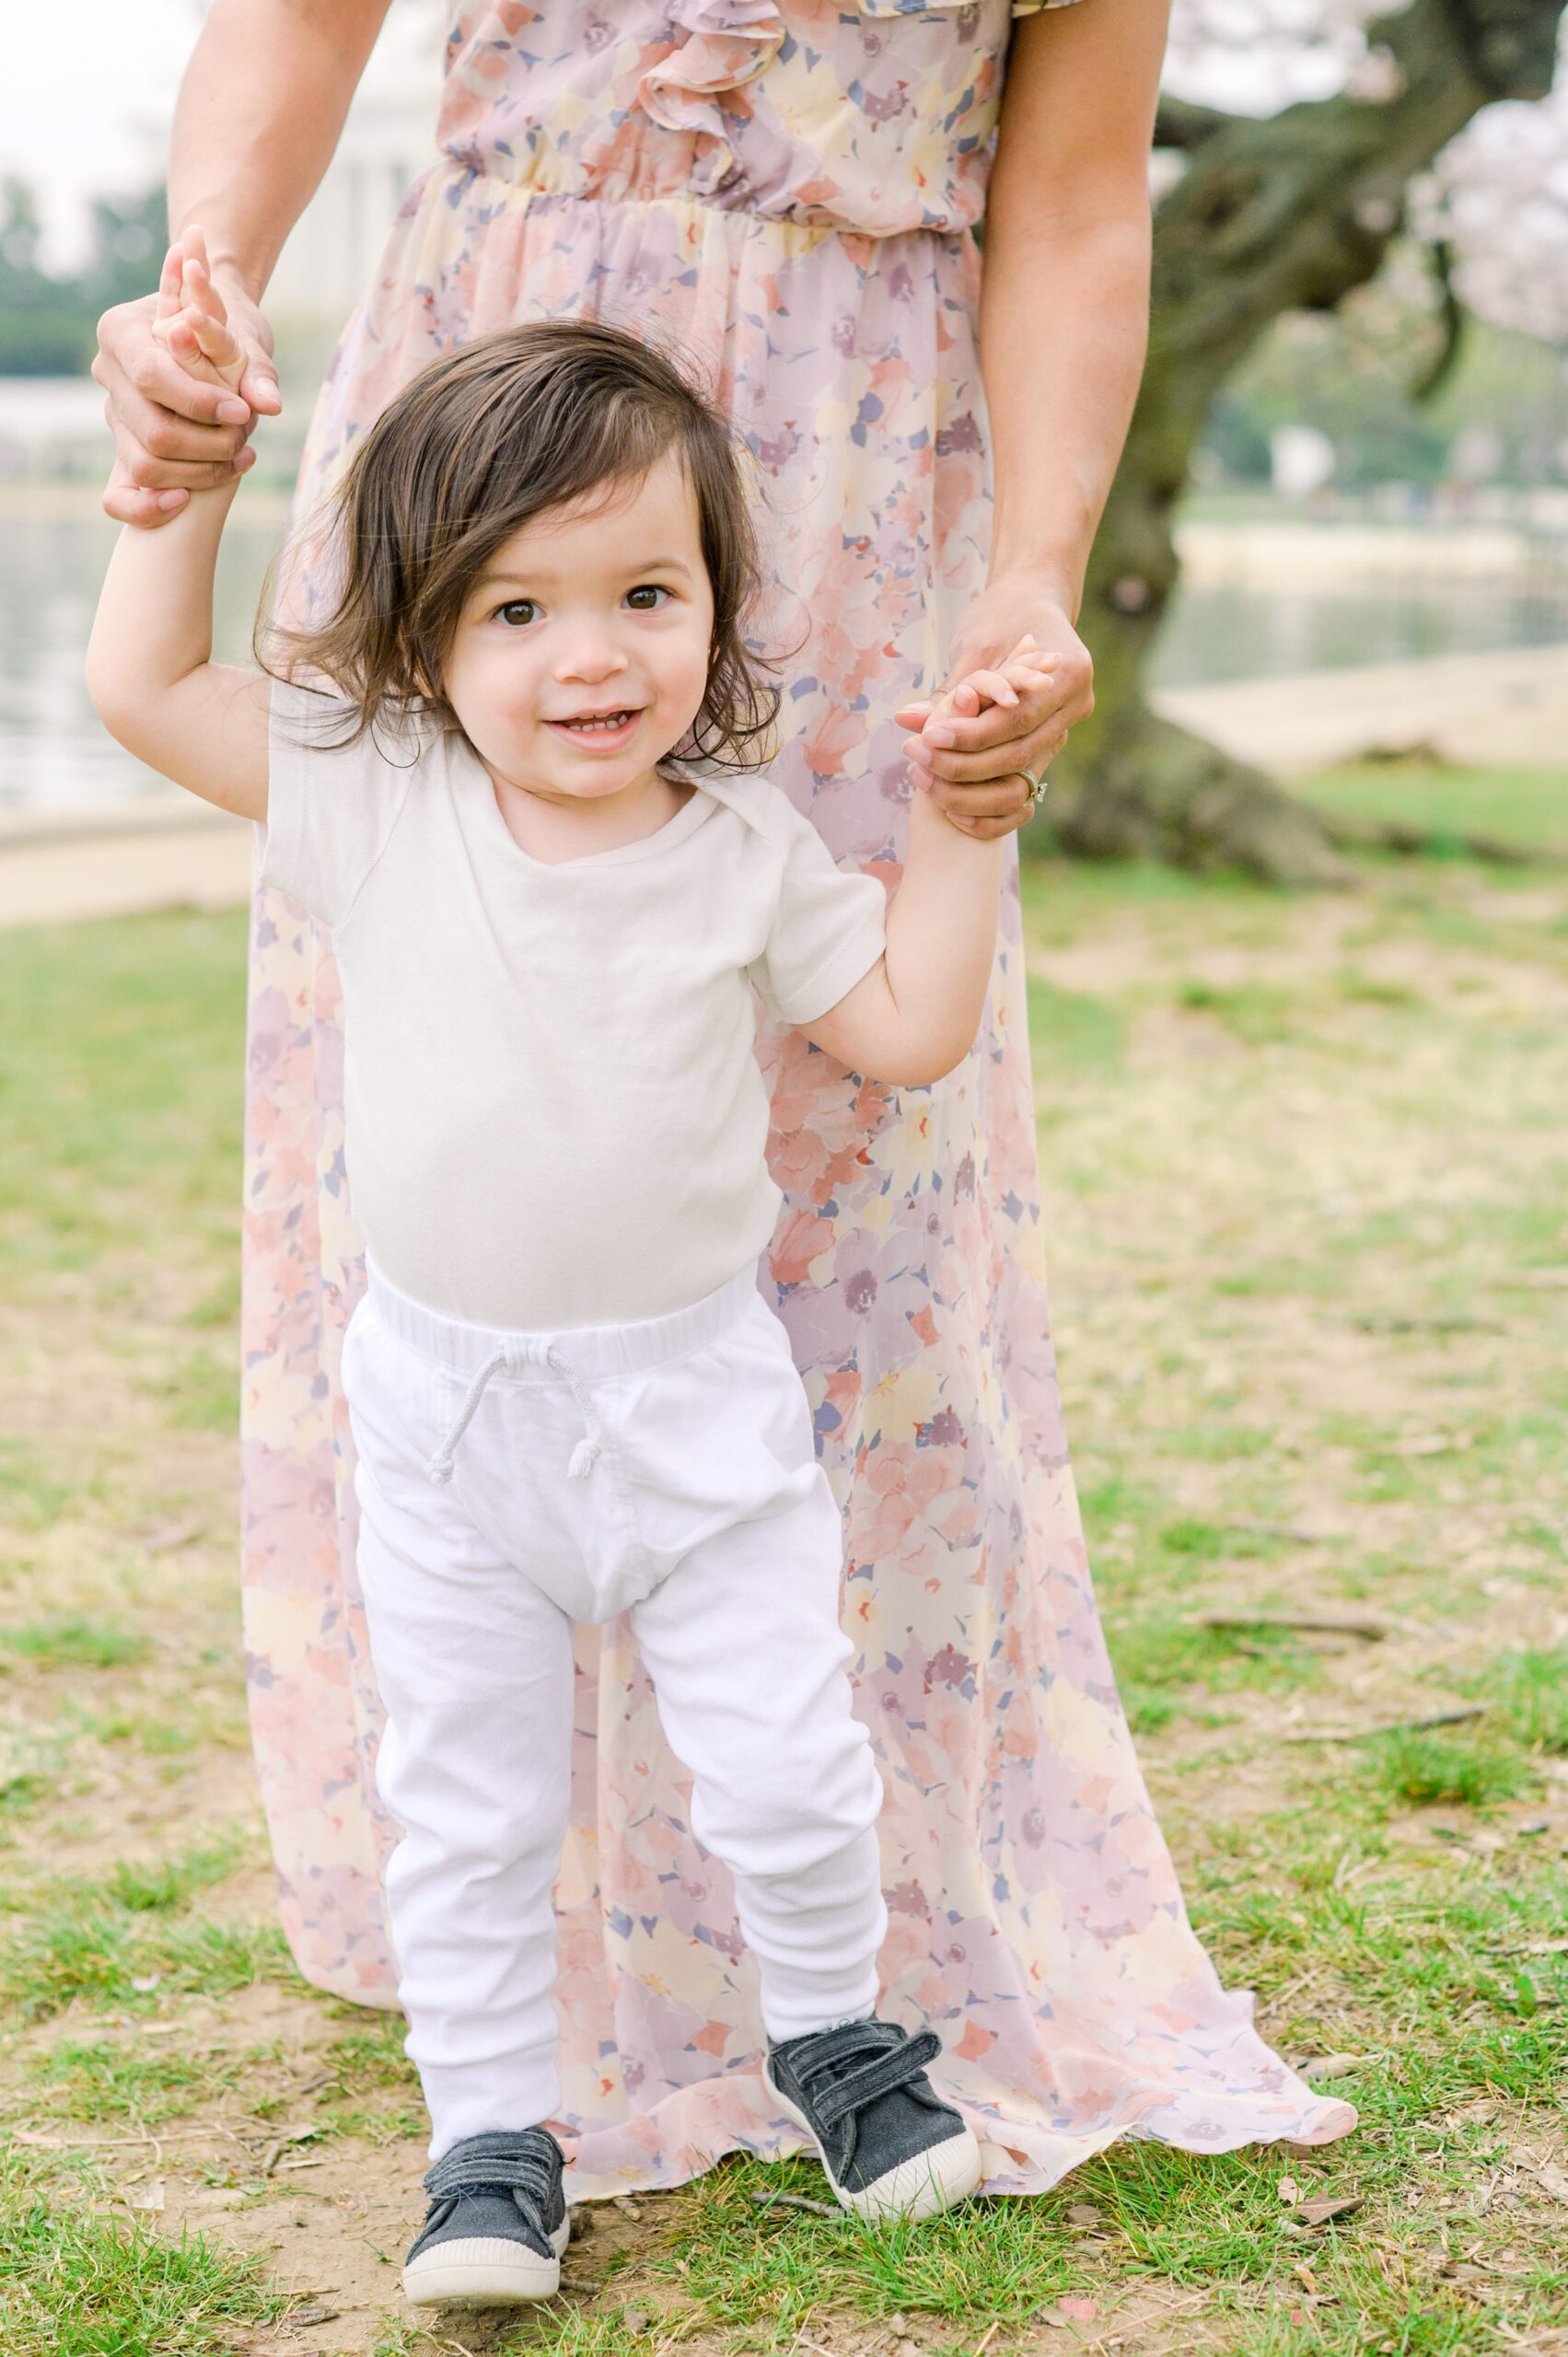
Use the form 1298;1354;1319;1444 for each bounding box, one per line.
5;507;1567;816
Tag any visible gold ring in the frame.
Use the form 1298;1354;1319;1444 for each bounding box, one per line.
1019;767;1048;808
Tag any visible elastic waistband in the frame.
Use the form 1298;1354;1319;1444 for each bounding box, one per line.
362;1257;761;1383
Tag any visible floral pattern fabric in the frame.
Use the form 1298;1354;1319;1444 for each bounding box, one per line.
241;0;1356;2196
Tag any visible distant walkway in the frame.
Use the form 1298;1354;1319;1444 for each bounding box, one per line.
3;641;1564;927
1154;640;1568;777
0;801;253;931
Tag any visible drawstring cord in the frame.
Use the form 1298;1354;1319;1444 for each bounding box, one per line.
426;1349;507;1487
424;1344;605;1487
547;1345;603;1479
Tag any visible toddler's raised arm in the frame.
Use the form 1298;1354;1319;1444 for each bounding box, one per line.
800;644;1051;1088
86;238;272;823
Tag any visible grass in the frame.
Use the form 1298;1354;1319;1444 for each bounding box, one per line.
0;1837;293;2021
0;759;1565;2353
0;1614;152;1670
1296;759;1568;858
24;2038;245;2126
0;2154;285;2357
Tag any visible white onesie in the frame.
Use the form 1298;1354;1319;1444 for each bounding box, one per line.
261;679;889;1329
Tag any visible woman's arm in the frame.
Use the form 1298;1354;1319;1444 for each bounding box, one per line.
896;0;1169;836
982;0;1168;613
94;0;393;528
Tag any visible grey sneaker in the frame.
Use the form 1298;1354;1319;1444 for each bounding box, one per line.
403;2127;569;2307
763;2016;981;2221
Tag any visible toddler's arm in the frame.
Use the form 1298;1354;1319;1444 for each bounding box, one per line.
801;645;1050;1088
86;238;271;823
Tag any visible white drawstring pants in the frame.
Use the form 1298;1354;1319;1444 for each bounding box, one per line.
343;1259;889;2158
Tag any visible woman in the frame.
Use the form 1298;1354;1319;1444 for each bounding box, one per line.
96;0;1354;2193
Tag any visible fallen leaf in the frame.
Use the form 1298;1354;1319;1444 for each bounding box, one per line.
1195;1609;1391;1641
1298;2194;1362;2228
1537;2163;1568;2205
134;1514;207;1553
1300;2054;1372;2082
1278;2176;1302;2205
127;2180;165;2212
287;2307;340;2328
749;2188;842;2221
1285;1703;1487;1745
260;2124;322;2176
1066;2201;1101;2228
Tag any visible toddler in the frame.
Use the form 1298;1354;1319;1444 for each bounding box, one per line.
88;239;1053;2310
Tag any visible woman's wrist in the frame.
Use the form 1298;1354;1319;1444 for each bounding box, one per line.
982;557;1081;621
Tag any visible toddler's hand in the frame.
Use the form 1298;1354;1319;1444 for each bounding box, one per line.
149;227;247;394
908;636;1059;827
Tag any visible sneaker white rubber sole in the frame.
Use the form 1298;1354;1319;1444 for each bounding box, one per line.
403;2213;570;2307
762;2062;983;2223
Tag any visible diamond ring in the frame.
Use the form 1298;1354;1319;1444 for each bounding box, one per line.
1019;767;1048;809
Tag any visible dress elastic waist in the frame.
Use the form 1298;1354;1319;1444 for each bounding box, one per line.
424;156;970;244
363;1255;761;1384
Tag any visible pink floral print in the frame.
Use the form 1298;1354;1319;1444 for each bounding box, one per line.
240;0;1356;2196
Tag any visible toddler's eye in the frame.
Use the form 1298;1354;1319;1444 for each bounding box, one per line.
625;585;670;610
494;599;538;627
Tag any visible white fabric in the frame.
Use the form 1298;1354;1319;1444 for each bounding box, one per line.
260;681;889;1329
343;1258;889;2157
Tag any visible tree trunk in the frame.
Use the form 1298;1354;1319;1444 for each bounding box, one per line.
1042;0;1567;883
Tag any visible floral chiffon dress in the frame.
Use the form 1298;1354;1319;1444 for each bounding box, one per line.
241;0;1356;2193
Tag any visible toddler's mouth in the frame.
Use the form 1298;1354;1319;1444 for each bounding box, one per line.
548;707;643;741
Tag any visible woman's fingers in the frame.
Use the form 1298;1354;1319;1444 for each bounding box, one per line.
912;723;1070;787
923;778;1036;820
95;297;253;428
102;380;251;474
919;753;1038;835
101;457;190;528
907;675;1092;782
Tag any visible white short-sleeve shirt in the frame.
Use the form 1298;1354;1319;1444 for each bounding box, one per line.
260;681;889;1329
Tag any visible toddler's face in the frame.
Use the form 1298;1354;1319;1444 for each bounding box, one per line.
444;449;715;805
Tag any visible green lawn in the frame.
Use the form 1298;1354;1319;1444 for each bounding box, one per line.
1;765;1565;2356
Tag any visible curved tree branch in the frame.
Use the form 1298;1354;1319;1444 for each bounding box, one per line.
1154;95;1237;150
1411;235;1466;400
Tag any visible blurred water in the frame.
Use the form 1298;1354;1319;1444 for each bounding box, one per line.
4;507;1568;815
0;509;285;816
1151;574;1568;686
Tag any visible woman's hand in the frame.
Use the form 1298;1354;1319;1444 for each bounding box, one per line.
895;578;1095;839
94;228;282;528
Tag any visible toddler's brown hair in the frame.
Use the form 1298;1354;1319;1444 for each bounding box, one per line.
266;319;779;770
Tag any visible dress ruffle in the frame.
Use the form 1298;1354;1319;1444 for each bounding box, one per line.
638;2;785;192
633;0;1085;195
